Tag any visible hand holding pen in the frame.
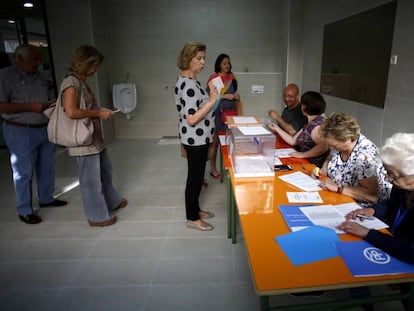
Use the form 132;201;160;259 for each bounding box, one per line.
345;207;375;221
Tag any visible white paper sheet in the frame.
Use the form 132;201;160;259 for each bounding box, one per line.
278;171;322;191
211;76;224;93
232;116;259;124
299;203;389;234
286;192;323;203
238;126;271;136
274;148;296;158
218;135;227;146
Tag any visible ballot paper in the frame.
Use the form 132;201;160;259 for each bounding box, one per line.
278;171;322;191
211;76;224;94
274;148;296;158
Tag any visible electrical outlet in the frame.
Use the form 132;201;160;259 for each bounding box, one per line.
390;55;398;65
251;85;264;94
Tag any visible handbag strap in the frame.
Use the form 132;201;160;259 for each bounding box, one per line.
59;74;85;109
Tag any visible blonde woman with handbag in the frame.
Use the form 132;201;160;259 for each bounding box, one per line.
61;45;127;227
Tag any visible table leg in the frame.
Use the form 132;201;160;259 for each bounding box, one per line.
260;296;269;311
402;282;414;310
226;170;231;239
219;145;224;183
230;179;237;244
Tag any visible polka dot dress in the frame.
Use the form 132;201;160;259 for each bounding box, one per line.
175;76;215;146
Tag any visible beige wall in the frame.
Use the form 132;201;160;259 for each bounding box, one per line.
45;0;289;140
45;0;414;145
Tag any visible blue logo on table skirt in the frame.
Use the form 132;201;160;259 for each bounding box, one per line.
363;247;391;264
254;137;259;145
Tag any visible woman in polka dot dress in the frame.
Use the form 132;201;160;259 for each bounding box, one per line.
175;42;219;231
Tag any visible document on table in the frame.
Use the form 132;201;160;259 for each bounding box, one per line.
237;125;271;136
233;156;274;177
232;116;259;124
278;171;322;191
274;148;296;158
299;203;389;234
334;202;389;230
286;192;323;203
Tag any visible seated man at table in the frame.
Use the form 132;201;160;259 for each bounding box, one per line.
268;83;306;136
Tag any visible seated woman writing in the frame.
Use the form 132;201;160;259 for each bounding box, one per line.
337;132;414;264
316;112;392;209
267;91;329;167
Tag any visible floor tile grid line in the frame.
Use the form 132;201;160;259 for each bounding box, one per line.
141;199;179;310
38;226;105;310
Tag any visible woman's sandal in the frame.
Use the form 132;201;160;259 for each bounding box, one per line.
199;210;215;219
209;172;221;179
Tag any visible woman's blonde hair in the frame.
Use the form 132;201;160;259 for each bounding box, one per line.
177;42;206;70
380;133;414;176
321;112;360;142
68;45;104;75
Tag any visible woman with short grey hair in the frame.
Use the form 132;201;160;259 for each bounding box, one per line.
337;132;414;264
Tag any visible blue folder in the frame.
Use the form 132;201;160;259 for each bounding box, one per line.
278;204;314;231
275;225;340;265
335;240;414;277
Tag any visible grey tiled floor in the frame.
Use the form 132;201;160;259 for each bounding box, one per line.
0;139;406;311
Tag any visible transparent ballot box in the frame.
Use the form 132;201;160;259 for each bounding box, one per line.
228;126;275;177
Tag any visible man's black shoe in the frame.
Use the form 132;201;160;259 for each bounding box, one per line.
39;199;68;207
19;214;42;224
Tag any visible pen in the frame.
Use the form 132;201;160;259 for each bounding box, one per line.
357;214;375;220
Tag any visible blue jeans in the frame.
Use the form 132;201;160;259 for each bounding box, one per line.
2;122;56;216
76;149;121;222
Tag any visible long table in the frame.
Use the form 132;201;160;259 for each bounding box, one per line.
231;164;414;310
219;132;414;310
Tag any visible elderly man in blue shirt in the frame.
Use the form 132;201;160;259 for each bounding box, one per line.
0;44;67;224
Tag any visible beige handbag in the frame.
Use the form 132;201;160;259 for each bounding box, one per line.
44;76;94;147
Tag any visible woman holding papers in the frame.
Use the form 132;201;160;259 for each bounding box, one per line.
337;133;414;264
175;42;219;231
317;113;392;211
267;91;329;166
61;45;127;227
207;53;240;179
